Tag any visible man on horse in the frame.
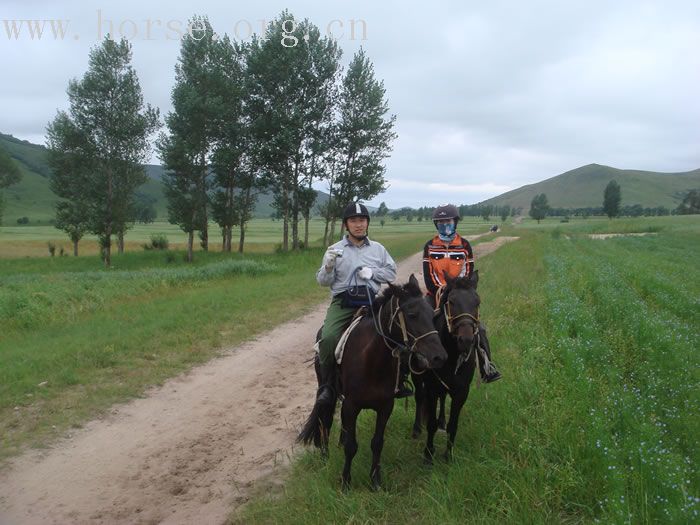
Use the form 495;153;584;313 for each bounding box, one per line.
315;202;404;406
421;203;501;383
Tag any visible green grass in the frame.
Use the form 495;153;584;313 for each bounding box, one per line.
236;219;699;524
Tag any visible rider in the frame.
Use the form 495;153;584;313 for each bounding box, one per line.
421;203;502;383
315;202;400;406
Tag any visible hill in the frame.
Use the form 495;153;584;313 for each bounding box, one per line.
0;133;330;225
479;164;700;211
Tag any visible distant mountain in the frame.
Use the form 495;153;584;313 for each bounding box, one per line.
0;133;331;224
479;163;700;211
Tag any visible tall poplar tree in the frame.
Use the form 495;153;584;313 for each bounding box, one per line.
47;37;159;266
159;15;219;258
332;49;397;215
603;180;622;218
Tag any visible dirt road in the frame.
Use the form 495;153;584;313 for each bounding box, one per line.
0;235;517;525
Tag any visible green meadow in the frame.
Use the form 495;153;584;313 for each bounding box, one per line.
237;216;699;524
1;215;698;524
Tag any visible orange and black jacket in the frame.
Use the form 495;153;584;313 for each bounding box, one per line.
422;233;474;298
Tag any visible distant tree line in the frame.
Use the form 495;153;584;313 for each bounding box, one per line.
45;11;396;264
370;202;520;223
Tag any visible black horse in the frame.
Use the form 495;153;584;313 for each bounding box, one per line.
298;274;447;490
411;270;482;462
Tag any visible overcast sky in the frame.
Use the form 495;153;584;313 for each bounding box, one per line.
2;0;699;208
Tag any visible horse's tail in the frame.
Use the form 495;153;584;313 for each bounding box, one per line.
297;395;337;448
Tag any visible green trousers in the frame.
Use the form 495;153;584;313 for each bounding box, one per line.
318;296;357;368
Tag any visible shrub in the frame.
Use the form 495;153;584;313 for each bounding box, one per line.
142;233;169;251
47;242;56;256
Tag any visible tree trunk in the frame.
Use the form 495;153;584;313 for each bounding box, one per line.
304;214;310;249
238;225;245;253
200;152;208;252
187;230;194;262
224;226;232;252
330;219;337;242
73;239;78;257
104;167;113;268
323;218;330;246
118;231;124;254
291;161;300;250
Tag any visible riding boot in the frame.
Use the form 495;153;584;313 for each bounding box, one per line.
394;360;414;398
478;327;502;383
316;360;337;406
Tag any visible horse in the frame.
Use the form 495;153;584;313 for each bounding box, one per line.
411;270;482;463
297;274;448;490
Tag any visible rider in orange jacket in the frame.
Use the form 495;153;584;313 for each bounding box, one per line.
422;204;501;383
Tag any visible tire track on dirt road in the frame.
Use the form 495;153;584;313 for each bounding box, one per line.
0;234;517;525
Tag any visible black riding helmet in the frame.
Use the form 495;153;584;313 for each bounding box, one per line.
342;202;371;225
432;203;460;227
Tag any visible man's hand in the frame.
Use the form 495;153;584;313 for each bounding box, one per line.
358;267;373;280
323;248;342;271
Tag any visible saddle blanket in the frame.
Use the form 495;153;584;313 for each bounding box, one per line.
313;314;364;365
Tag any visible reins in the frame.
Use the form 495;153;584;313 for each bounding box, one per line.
366;286;438;393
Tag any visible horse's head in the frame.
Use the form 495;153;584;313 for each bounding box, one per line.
380;274;447;371
440;270;481;349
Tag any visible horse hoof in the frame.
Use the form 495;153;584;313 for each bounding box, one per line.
341;478;351;493
443;449;454;463
437;421;446;432
423;449;434;465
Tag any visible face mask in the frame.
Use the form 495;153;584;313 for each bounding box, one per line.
437;223;456;239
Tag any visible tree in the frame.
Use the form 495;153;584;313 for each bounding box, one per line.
158;16;220;261
676;189;700;215
529;193;550;223
332;49;397;216
500;205;511;222
376;201;389;217
0;147;21;225
47;37;159;265
603;180;621;218
210;36;250;252
247;12;341;251
481;205;491;222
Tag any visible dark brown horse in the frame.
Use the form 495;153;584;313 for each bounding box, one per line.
411;271;481;462
298;274;447;490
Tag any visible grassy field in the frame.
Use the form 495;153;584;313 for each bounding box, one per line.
1;215;697;523
237;215;699;524
0;218;491;461
0;217;474;258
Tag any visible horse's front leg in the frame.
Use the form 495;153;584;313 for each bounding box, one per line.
437;393;446;431
340;399;360;491
423;387;439;464
411;373;424;438
370;399;394;491
444;383;471;462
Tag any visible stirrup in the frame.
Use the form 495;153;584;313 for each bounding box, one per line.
482;369;502;383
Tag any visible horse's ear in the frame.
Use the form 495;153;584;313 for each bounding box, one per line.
408;273;420;290
468;270;479;288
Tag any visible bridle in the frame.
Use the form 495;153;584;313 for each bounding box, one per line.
437;285;482;377
443;300;480;337
373;295;438;355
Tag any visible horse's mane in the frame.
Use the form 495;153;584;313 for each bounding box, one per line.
371;278;423;313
